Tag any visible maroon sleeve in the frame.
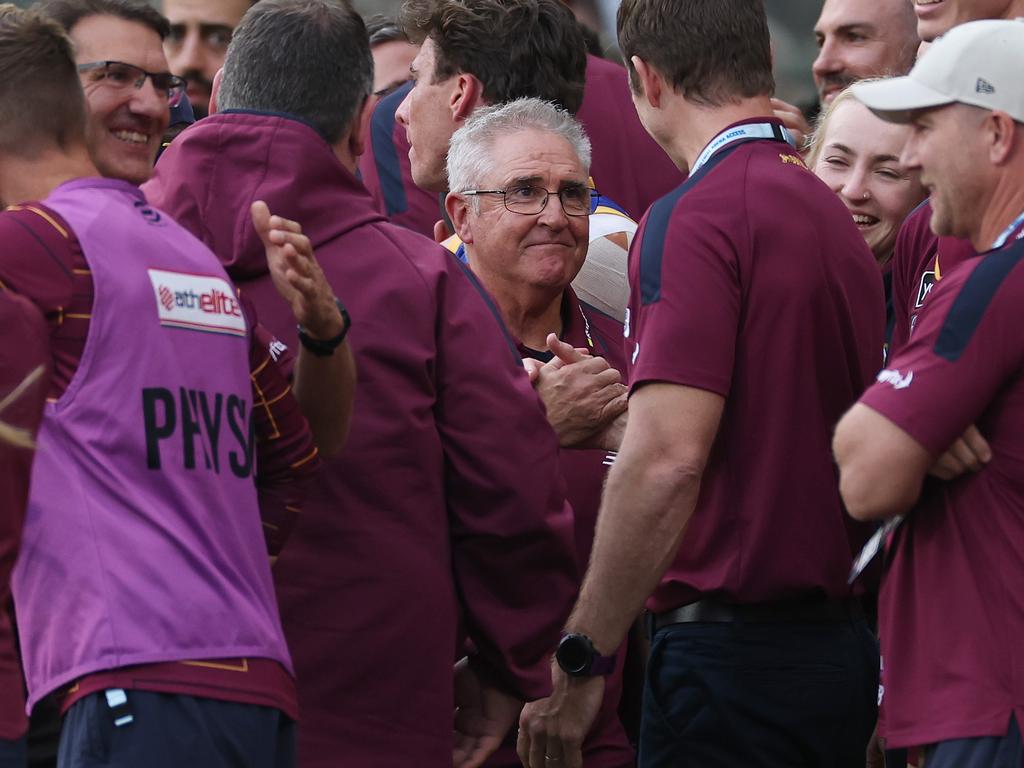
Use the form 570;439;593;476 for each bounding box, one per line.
861;255;1024;456
436;260;578;700
629;201;741;397
242;298;320;556
0;292;49;740
0;205;76;318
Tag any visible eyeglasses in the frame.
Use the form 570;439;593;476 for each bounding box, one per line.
461;185;597;217
77;61;187;108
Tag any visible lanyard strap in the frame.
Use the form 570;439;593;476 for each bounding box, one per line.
991;210;1024;251
691;122;795;175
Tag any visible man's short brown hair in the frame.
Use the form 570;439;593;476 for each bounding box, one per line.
37;0;170;39
400;0;587;115
617;0;774;106
0;4;86;157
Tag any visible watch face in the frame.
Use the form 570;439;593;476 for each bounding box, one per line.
557;635;591;675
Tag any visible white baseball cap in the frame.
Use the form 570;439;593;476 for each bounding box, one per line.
852;19;1024;124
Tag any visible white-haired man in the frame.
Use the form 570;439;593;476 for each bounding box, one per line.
444;98;633;768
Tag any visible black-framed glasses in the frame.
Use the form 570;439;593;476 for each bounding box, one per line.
77;61;187;108
461;185;597;217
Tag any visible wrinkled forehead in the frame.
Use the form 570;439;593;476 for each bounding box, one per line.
486;129;588;185
70;14;170;72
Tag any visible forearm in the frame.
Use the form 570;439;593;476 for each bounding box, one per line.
567;447;702;655
292;341;356;457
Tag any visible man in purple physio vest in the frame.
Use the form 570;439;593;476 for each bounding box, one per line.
517;1;885;767
0;6;322;767
145;1;579;767
836;19;1024;766
444;99;632;768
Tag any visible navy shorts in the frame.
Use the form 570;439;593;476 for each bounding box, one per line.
639;617;878;768
924;715;1023;768
58;690;295;768
0;736;25;768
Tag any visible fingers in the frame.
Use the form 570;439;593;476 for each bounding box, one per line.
547;334;587;366
250;200;272;242
433;218;452;244
523;358;544;384
770;97;811;149
961;424;992;463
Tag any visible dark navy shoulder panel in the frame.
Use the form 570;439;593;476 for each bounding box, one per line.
933;239;1024;362
638;141;746;306
370;82;412;218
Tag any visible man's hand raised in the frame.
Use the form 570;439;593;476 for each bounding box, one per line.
529;334;627;447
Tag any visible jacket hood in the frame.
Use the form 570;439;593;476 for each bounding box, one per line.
144;111;385;282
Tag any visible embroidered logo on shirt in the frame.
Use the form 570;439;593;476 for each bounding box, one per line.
148;269;246;337
876;368;914;390
915;270;937;308
779;153;806;167
268;339;288;361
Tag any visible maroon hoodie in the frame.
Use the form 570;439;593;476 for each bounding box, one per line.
145;111;578;768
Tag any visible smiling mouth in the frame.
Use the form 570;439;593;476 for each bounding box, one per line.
914;0;944;9
112;129;149;145
852;214;879;227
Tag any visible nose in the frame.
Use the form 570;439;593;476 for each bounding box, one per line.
812;37;841;82
395;88;412;127
537;191;570;228
131;75;171;123
900;132;922;173
839;166;872;204
169;27;205;77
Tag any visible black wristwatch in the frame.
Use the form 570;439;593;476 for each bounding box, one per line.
297;298;350;357
555;633;617;677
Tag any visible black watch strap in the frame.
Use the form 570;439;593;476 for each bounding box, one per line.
297;298;350;357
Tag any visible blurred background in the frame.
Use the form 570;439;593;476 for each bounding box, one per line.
16;0;824;108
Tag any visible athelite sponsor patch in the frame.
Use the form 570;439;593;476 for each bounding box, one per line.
148;269;246;337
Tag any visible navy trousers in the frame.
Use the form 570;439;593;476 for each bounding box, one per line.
58;691;295;768
0;737;25;768
639;616;879;767
924;715;1023;768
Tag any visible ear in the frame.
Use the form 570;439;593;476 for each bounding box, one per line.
209;68;224;114
348;95;374;159
987;110;1017;165
631;56;664;110
445;191;475;245
451;73;484;123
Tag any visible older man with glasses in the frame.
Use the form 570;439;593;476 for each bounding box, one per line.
444;98;634;768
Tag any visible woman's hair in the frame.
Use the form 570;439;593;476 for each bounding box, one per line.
806;80;889;168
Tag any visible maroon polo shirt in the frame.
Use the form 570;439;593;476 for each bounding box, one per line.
861;234;1024;749
890;200;977;352
491;290;632;768
626;120;885;612
0;292;49;741
146;111;579;768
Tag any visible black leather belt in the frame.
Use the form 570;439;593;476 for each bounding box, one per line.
648;596;862;635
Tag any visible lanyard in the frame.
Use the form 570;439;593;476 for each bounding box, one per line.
690;122;795;176
991;210;1024;251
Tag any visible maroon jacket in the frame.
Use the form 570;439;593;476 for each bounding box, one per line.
145;111;578;767
0;292;48;741
358;55;683;237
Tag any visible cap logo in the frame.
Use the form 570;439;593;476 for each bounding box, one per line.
976;78;996;94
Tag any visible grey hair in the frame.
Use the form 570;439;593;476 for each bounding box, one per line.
218;0;373;144
447;97;592;195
